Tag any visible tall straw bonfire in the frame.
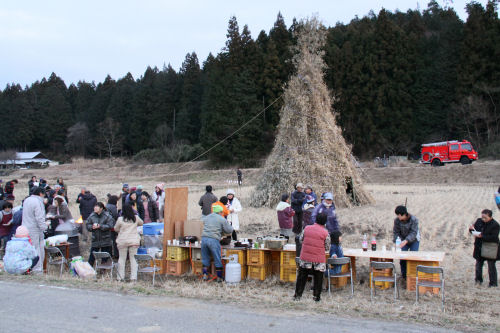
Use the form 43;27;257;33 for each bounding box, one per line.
250;18;373;208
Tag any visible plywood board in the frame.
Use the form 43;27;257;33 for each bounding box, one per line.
162;187;188;269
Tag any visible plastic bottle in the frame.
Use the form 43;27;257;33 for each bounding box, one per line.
362;234;368;251
395;236;401;252
371;234;377;251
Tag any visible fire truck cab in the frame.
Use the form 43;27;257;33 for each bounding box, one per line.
420;140;478;166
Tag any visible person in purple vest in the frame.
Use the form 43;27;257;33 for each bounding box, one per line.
294;212;331;302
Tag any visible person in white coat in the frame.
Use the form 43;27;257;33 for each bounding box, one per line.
21;187;47;273
226;189;242;240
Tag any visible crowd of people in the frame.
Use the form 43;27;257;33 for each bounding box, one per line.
0;177;166;281
1;175;498;301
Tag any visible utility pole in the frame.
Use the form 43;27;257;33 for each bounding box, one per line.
262;96;265;123
172;107;176;143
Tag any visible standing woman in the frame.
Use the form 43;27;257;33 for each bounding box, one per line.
140;191;159;223
114;204;143;281
294;212;330;302
226;189;242;240
151;184;165;222
86;202;115;267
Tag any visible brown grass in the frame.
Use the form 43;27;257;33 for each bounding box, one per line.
3;159;500;332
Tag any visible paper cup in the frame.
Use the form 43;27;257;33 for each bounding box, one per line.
167;240;171;245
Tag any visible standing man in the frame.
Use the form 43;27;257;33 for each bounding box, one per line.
201;205;233;282
393;205;420;281
78;188;97;244
469;209;499;287
291;183;306;235
236;168;243;186
21;187;47;274
198;185;217;217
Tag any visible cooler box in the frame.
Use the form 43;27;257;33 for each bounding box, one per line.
143;222;164;235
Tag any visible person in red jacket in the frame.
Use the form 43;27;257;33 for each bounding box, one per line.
294;212;330;302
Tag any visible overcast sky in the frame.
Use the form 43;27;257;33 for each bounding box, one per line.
0;0;488;88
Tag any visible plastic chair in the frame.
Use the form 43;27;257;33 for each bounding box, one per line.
135;254;162;286
327;257;354;296
45;246;68;277
370;261;398;301
92;251;119;280
416;265;445;310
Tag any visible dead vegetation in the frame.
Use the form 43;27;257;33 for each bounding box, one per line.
251;17;372;208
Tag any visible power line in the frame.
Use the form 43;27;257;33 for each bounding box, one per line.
164;95;283;176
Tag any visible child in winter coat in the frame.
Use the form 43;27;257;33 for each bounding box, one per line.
326;231;344;276
3;226;39;274
0;202;14;255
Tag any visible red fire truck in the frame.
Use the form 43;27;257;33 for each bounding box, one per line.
420;140;478;166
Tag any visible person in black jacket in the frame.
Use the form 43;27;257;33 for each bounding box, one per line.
106;195;119;259
140;191;159;223
28;176;37;196
291;183;306;235
469;209;499;287
78;190;97;243
86;202;115;267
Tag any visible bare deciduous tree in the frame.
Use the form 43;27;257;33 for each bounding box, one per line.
0;150;17;168
65;122;90;156
96;118;124;159
150;123;173;149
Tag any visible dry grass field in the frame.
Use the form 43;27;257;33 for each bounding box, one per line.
2;159;499;332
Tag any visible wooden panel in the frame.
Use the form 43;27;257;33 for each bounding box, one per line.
162;187;188;270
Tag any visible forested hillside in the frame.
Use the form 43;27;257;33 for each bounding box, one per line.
0;1;498;164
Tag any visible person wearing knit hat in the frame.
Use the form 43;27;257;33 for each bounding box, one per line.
3;225;39;274
152;184;165;222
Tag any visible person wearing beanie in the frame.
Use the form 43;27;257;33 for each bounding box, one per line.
3;225;39;275
201;204;233;282
152;183;165;222
226;189;242;240
294;212;331;302
198;185;217;217
276;193;295;240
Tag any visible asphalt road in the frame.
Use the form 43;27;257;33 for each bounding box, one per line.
0;281;456;333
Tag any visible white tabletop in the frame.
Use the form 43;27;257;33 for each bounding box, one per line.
343;248;445;262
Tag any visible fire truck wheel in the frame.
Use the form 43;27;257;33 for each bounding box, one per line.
460;156;471;165
431;159;442;167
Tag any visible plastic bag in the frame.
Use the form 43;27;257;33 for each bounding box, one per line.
73;261;96;279
70;256;83;276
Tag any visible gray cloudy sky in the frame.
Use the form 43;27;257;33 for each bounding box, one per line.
0;0;487;88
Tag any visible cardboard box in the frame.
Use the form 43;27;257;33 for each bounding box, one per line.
184;219;203;240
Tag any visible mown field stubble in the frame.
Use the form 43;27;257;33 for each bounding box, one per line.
2;159;499;332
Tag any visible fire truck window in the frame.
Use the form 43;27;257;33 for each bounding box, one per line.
450;144;459;151
461;143;472;151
